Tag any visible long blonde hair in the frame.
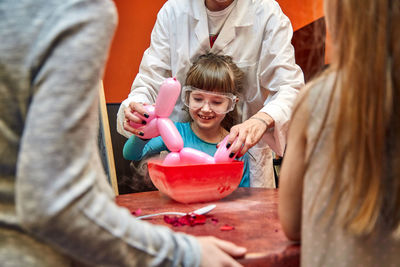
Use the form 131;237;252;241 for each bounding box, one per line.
308;0;400;237
185;53;244;131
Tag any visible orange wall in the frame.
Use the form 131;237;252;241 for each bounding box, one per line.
103;0;167;103
104;0;324;103
277;0;324;31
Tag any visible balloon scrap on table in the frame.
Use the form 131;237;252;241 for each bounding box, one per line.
129;77;239;165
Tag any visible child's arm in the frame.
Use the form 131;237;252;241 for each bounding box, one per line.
123;135;167;161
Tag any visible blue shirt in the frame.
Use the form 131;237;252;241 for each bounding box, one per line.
123;122;250;187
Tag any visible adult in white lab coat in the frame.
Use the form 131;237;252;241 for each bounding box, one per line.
117;0;304;187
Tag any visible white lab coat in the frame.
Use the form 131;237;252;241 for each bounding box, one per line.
117;0;304;187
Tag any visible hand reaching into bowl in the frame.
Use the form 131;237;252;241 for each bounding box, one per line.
224;112;274;157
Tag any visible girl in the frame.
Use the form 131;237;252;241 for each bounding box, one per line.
279;0;400;266
123;53;250;187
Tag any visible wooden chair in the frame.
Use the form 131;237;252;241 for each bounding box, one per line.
98;81;119;195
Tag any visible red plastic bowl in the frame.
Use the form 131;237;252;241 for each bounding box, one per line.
147;159;244;203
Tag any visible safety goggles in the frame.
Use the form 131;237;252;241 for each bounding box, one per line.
182;86;238;114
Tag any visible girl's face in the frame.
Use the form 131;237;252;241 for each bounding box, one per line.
183;87;237;131
188;91;226;131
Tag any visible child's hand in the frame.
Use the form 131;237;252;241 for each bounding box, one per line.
197;236;246;267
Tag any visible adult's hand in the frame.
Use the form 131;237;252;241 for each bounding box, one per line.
225;112;274;157
123;101;150;136
197;236;246;267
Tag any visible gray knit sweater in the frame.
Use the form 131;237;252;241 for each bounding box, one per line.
0;0;200;266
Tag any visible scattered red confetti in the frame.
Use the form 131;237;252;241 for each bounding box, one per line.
162;213;233;229
164;215;181;227
131;208;142;216
220;224;235;231
164;213;207;227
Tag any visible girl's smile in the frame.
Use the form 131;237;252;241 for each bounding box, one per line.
191;105;224;129
189;101;226;143
197;113;216;121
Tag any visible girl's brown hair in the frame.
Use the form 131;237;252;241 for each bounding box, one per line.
185;53;244;131
305;0;400;237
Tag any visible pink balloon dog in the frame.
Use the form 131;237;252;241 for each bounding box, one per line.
128;78;183;152
129;77;238;165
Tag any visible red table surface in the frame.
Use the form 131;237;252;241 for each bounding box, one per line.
116;187;300;267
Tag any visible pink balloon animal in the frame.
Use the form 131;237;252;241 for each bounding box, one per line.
129;77;238;165
128;78;183;151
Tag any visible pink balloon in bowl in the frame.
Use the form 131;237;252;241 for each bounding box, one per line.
178;147;215;164
163;152;181;165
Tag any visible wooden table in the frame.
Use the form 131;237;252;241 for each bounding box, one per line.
116;188;300;267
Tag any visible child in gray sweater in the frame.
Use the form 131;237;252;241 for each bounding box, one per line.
0;0;245;266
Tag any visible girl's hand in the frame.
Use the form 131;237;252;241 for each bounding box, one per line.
224;112;274;157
